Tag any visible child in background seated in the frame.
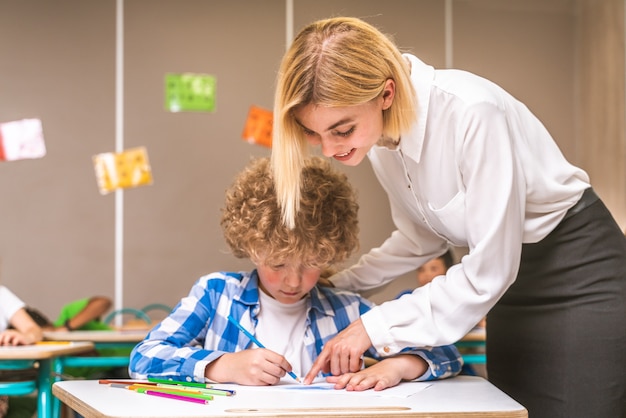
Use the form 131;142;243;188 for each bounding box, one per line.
0;286;42;346
396;250;455;299
129;157;463;390
18;296;113;332
53;296;112;331
0;285;44;418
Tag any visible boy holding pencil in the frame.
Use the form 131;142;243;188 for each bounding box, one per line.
129;157;463;391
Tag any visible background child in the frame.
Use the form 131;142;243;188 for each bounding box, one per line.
0;285;42;346
0;285;44;418
130;157;463;391
19;296;113;332
396;250;455;299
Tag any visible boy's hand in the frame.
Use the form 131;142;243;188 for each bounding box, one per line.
0;330;30;346
325;355;427;391
205;348;294;385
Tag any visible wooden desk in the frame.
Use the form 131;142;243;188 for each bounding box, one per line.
44;330;147;368
44;330;148;343
53;376;527;417
44;330;147;418
0;342;94;418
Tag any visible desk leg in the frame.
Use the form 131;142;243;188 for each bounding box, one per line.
37;358;52;418
51;358;64;418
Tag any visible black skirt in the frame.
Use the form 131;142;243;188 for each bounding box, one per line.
487;189;626;418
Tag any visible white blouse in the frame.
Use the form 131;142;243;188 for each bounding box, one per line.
331;54;590;354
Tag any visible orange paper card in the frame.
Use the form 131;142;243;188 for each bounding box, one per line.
242;105;272;148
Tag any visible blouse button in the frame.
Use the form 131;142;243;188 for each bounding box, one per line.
383;346;391;354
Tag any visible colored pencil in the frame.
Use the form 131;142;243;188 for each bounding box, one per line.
227;315;301;383
99;379;156;386
147;377;212;388
140;389;209;405
154;383;235;396
130;385;213;401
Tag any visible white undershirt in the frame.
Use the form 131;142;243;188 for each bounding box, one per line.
254;289;310;377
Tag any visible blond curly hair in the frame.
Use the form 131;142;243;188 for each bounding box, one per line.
221;157;359;269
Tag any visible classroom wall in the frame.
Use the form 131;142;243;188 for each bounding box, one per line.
0;0;623;320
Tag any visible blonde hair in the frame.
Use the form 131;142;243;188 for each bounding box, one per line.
271;17;417;228
221;157;359;269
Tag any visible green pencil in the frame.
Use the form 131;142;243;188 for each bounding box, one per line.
147;377;212;388
147;377;236;396
133;387;214;401
154;383;236;396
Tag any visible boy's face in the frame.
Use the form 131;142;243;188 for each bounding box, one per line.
255;261;321;304
416;257;448;287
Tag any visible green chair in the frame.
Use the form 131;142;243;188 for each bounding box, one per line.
0;360;37;396
140;303;172;323
0;360;42;418
103;308;151;328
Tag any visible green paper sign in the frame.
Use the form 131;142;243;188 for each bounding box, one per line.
165;73;216;112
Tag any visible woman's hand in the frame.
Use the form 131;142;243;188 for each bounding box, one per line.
205;348;294;386
326;355;427;391
303;318;372;384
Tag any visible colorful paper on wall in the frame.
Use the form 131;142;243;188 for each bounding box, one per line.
0;118;46;162
165;73;216;112
92;147;153;195
242;105;272;148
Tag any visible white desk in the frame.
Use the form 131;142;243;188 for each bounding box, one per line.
53;376;527;417
0;342;94;418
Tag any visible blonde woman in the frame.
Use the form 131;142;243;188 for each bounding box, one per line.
271;16;626;418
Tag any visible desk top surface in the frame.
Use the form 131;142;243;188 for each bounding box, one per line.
44;330;148;343
0;341;94;359
53;376;527;418
459;327;486;342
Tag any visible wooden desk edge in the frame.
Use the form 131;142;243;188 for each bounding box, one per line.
44;330;147;343
53;384;104;418
53;380;528;418
0;342;94;359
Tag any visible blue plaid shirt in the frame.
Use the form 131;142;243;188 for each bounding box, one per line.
129;270;463;383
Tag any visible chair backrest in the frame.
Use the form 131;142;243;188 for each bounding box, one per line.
103;308;152;330
140;303;172;323
0;360;38;396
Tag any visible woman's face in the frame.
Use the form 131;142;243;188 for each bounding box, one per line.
293;80;395;167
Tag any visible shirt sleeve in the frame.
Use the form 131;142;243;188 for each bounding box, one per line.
346;291;463;381
402;345;464;381
129;278;227;382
